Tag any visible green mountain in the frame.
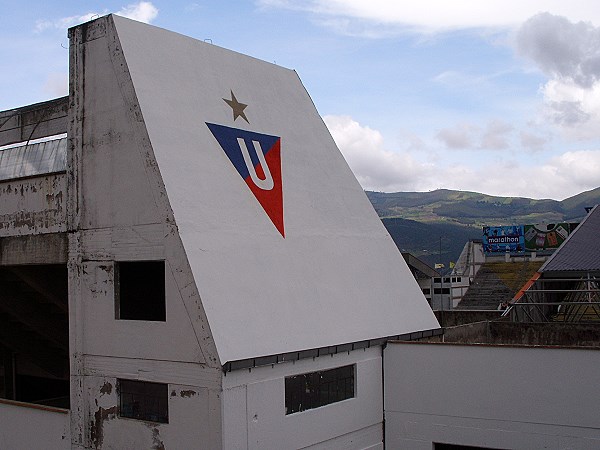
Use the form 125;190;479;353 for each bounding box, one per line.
367;187;600;269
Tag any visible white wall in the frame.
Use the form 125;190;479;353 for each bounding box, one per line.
384;342;600;449
222;347;384;450
0;401;70;450
112;15;439;363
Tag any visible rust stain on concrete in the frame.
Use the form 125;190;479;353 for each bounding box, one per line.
179;390;197;398
151;427;165;450
90;405;117;449
99;381;112;396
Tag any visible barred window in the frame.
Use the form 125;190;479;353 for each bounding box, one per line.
285;365;354;414
118;379;168;423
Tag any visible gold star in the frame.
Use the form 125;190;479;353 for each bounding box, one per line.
223;90;249;123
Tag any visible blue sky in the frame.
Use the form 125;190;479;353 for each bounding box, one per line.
2;1;600;200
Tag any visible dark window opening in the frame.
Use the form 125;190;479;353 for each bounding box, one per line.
285;365;354;414
434;288;450;295
118;379;168;423
433;277;441;283
0;264;69;409
422;288;431;295
116;261;165;321
435;443;507;450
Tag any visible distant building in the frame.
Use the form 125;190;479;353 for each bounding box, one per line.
507;205;600;322
402;252;438;306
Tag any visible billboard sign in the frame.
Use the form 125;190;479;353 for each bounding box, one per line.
483;225;524;253
524;223;578;251
483;223;579;254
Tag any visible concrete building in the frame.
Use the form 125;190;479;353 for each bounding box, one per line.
3;14;598;450
0;15;439;449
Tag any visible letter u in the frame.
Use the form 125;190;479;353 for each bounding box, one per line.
237;138;274;190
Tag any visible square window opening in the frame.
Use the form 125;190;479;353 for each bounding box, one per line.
118;379;168;423
115;261;166;321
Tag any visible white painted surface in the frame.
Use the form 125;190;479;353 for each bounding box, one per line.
384;342;600;449
112;15;439;364
0;401;70;450
80;256;204;364
222;347;383;450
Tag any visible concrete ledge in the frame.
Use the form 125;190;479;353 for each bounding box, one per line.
0;232;68;265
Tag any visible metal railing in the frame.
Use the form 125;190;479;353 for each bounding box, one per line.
504;275;600;323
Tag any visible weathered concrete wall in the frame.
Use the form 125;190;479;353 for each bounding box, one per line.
68;16;222;449
488;322;600;347
439;320;490;344
385;342;600;449
222;347;383;450
82;375;221;449
0;175;66;236
434;309;503;328
431;321;600;347
0;400;70;450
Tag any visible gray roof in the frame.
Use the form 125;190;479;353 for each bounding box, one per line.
541;205;600;273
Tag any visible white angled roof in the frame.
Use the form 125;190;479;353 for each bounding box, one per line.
112;15;439;363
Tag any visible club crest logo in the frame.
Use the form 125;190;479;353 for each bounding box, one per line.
207;112;284;237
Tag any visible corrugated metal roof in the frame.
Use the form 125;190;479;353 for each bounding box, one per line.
541;205;600;273
0;134;67;181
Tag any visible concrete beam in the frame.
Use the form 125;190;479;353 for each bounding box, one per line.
0;233;68;265
0;97;68;147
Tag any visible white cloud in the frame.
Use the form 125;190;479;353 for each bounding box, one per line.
517;13;600;89
517;13;600;141
35;1;158;32
259;0;600;34
540;79;600;139
43;73;68;97
116;1;159;23
435;120;513;151
428;150;600;200
520;131;547;151
324;115;430;192
36;13;103;32
480;120;513;150
325;114;599;199
436;124;477;150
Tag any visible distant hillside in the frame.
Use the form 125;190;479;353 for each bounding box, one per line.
367;188;600;224
381;217;480;269
368;187;600;268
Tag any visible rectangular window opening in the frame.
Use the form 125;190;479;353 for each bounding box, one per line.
115;261;166;321
0;264;69;409
118;379;168;423
435;444;506;450
285;365;354;415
